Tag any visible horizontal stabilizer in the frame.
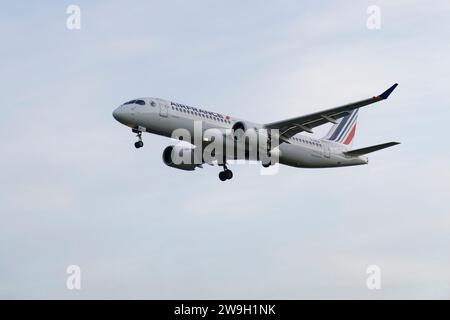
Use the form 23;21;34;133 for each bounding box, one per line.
344;142;400;156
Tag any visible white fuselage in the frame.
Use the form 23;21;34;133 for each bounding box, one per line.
112;97;368;168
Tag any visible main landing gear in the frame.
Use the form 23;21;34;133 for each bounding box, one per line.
219;164;233;181
133;129;144;149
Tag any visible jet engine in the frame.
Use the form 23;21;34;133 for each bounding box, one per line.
231;121;247;141
162;145;199;171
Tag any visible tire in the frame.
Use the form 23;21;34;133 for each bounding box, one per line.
225;169;233;180
219;171;227;181
135;141;144;148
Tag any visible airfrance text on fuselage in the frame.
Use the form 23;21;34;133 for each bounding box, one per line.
171;102;228;120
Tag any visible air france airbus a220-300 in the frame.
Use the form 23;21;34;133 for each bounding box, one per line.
113;84;400;181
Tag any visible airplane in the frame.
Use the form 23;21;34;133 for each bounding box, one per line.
112;84;400;181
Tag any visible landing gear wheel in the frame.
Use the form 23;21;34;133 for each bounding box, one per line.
225;169;233;180
218;162;233;181
219;171;227;181
134;130;144;149
134;141;144;149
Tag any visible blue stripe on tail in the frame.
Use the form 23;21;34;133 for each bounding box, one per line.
328;113;352;140
323;109;358;143
327;110;358;141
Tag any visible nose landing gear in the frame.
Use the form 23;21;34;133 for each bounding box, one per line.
134;140;144;149
218;164;233;181
133;129;144;149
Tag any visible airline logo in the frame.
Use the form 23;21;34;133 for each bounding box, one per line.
326;109;358;145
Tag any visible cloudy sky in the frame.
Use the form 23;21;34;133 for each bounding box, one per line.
1;0;449;299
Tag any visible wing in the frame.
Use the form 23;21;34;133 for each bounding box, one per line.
264;83;398;144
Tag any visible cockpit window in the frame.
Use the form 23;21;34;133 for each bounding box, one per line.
123;99;145;106
150;101;157;107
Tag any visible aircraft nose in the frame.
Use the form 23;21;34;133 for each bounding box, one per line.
112;106;123;122
113;105;135;126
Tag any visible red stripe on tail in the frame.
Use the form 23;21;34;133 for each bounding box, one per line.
343;125;356;145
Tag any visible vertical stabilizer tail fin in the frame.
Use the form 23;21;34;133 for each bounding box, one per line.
323;109;358;145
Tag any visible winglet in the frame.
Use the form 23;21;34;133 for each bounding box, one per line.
379;83;398;100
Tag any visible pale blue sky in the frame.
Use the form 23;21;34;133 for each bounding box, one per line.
0;0;449;299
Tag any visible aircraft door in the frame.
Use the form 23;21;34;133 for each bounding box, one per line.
323;143;331;158
159;101;169;117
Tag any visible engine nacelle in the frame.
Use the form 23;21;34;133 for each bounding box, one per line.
162;145;198;171
231;121;247;141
